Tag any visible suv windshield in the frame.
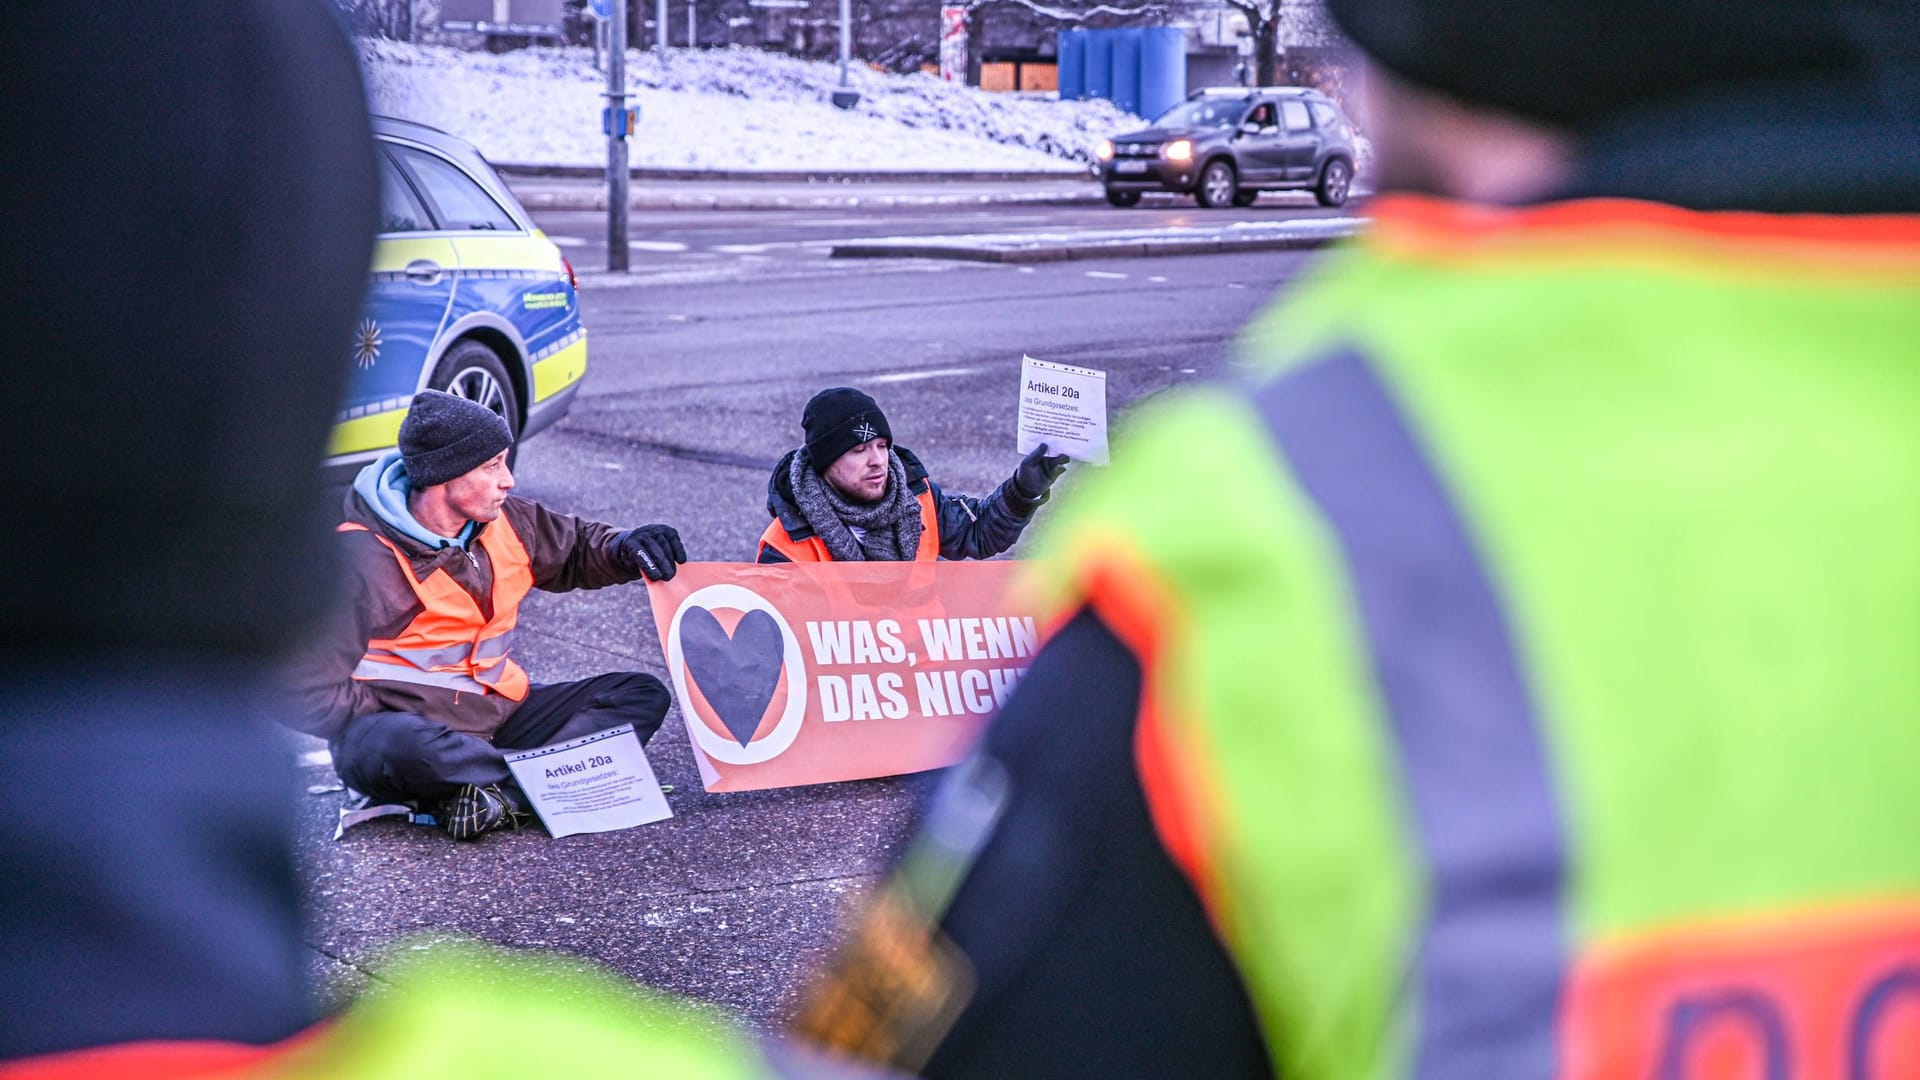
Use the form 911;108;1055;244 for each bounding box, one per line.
1152;98;1247;130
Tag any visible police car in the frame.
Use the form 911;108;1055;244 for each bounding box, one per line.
327;117;586;476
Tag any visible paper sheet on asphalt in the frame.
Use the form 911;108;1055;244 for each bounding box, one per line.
1017;355;1109;465
505;724;673;839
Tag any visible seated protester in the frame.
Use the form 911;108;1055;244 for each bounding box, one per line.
759;387;1069;563
287;390;690;841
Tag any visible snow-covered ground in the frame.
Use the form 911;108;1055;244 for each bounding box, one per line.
361;40;1145;173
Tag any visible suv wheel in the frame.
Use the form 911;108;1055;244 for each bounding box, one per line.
1195;160;1238;209
1315;158;1353;208
1105;189;1142;208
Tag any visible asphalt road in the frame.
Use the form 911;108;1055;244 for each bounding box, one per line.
295;208;1323;1030
537;194;1351;271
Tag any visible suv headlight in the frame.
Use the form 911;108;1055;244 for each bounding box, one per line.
1096;139;1115;161
1164;139;1193;162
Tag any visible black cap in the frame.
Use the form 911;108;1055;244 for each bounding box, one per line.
802;388;892;474
1327;0;1882;129
398;390;512;488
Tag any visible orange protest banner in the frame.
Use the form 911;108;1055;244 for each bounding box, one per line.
646;561;1041;793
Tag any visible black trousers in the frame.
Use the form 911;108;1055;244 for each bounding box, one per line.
329;671;669;805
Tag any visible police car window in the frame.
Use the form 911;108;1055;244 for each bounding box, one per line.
376;151;432;233
393;146;518;232
1281;101;1312;132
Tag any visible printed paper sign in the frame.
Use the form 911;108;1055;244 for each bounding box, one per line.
504;724;673;838
647;562;1041;793
1017;355;1109;465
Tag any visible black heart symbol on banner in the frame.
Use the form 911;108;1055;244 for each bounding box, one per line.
681;607;785;748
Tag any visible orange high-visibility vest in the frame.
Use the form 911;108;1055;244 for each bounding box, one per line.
758;488;940;563
339;518;534;702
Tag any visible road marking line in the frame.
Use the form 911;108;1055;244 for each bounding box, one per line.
1084;271;1129;279
549;236;588;247
629;240;692;253
868;366;984;384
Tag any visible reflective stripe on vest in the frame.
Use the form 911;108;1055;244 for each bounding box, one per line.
339;517;535;702
1257;350;1567;1077
758;488;940;562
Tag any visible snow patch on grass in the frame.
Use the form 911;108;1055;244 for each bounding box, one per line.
361;41;1144;172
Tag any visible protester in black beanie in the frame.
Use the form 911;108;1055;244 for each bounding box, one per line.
758;386;1069;563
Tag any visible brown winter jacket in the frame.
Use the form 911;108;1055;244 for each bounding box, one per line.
285;487;639;742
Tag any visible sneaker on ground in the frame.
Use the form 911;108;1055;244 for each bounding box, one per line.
440;783;526;841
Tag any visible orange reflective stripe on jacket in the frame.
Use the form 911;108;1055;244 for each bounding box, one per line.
339;519;534;702
759;489;940;563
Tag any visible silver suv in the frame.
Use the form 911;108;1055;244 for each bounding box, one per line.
1097;87;1358;209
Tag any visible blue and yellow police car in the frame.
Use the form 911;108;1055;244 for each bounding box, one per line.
327;116;586;475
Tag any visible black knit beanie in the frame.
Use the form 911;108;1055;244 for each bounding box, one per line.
398;389;513;488
802;388;892;474
1326;0;1885;130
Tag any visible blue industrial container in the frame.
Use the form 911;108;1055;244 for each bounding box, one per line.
1109;27;1143;116
1083;29;1113;108
1139;26;1186;122
1057;29;1087;100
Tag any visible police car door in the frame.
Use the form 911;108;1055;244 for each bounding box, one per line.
393;146;580;426
330;147;459;465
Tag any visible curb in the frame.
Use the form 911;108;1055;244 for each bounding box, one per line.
828;231;1354;264
496;163;1096;183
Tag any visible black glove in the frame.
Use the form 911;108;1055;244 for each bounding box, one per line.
1012;443;1071;503
617;524;688;582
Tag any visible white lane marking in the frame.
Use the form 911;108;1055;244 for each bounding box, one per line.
629;240;692;253
549;235;588;248
299;749;333;768
711;241;813;254
1149;275;1169;283
868;366;985;384
1085;270;1129;279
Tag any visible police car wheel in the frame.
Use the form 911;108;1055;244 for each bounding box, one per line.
431;340;522;461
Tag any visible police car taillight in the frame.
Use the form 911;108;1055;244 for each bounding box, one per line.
562;253;579;292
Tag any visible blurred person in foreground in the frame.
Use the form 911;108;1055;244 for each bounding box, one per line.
790;1;1920;1076
0;3;786;1076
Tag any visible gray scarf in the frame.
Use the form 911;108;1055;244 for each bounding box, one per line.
790;448;924;562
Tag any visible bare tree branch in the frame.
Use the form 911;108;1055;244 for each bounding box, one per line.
959;0;1164;20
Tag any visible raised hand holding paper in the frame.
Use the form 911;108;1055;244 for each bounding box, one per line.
1017;355;1109;465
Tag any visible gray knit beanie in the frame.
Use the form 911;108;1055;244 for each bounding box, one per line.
398;389;512;488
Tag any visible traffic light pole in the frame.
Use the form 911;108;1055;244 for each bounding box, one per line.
605;2;629;271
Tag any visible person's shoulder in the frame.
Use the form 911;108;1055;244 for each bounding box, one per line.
893;445;931;488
